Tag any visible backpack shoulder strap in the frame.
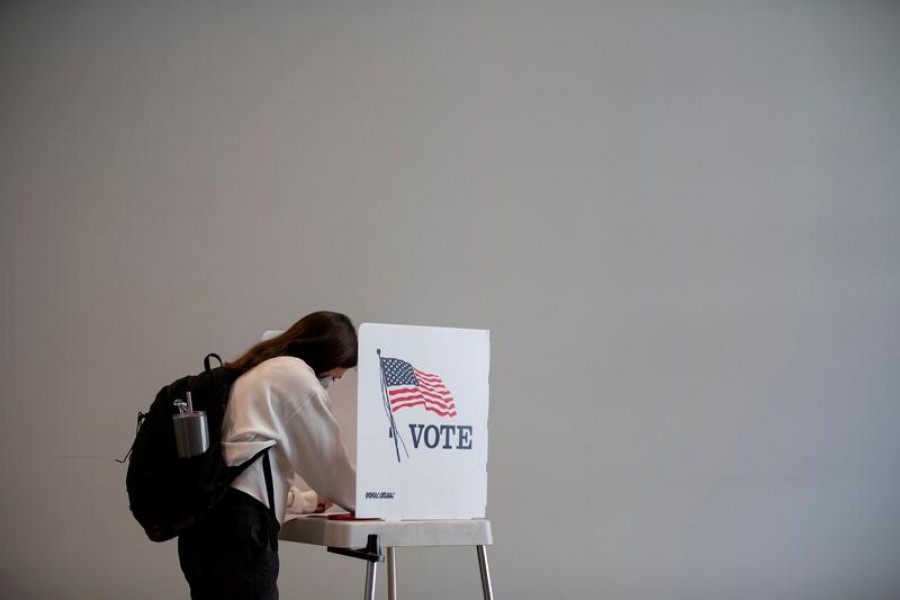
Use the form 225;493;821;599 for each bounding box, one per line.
263;451;276;515
262;450;278;550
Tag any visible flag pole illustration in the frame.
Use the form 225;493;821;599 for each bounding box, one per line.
377;349;408;463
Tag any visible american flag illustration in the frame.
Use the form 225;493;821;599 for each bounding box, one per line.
380;357;457;418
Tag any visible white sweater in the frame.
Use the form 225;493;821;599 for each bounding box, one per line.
221;356;356;523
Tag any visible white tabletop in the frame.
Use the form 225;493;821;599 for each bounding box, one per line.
280;514;493;549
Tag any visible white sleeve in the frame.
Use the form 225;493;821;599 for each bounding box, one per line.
285;390;357;513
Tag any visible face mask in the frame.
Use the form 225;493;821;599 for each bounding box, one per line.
318;376;333;390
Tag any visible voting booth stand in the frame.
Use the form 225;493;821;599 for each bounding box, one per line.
280;324;494;600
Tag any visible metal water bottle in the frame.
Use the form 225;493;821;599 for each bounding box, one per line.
172;392;209;458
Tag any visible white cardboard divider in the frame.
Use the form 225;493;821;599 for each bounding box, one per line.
355;323;490;520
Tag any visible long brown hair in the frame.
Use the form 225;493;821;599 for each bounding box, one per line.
226;311;358;375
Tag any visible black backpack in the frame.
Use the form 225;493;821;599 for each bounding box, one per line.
123;354;273;542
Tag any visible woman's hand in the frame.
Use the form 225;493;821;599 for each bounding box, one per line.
315;495;334;513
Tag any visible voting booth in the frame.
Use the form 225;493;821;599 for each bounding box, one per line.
279;322;495;600
355;323;490;520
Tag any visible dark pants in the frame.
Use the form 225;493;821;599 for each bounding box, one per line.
178;489;281;600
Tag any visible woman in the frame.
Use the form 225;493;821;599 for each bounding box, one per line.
178;310;358;600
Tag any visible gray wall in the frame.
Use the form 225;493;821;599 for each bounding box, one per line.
2;1;898;598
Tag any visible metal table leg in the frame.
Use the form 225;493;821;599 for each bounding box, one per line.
387;547;397;600
327;535;384;600
476;545;494;600
364;560;377;600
